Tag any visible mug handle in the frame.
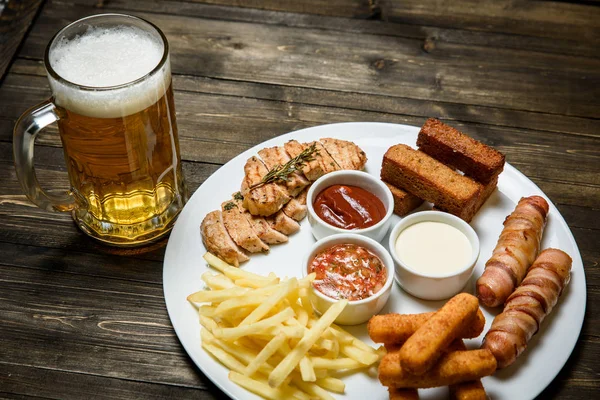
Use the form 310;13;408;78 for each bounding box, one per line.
13;99;76;212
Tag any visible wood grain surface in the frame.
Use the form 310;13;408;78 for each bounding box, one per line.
0;1;598;399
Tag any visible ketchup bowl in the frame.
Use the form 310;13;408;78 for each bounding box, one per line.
307;170;394;241
302;233;394;325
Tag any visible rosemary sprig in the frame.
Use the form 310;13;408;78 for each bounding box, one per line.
249;143;319;190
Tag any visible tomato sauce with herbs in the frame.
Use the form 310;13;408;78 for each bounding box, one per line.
309;244;387;301
313;185;386;230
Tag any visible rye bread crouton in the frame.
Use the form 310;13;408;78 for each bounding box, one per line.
417;118;505;184
381;144;481;222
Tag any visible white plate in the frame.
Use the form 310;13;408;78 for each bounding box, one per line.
163;122;586;400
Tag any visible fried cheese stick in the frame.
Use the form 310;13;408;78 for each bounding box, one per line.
398;293;480;375
476;196;549;307
379;349;496;388
448;341;487;400
482;248;572;368
368;309;485;345
388;387;419;400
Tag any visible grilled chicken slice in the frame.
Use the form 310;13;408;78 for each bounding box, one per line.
200;210;249;267
284;140;325;182
258;146;309;197
283;186;309;221
232;194;288;244
310;141;341;175
221;200;269;253
241;156;290;216
320;138;367;170
267;210;300;235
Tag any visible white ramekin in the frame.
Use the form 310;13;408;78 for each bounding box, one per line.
388;211;480;301
306;170;394;242
302;233;395;325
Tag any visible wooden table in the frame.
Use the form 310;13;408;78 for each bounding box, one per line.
0;1;598;398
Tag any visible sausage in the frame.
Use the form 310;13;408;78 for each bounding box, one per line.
368;309;485;345
398;293;480;375
476;195;549;307
379;349;497;388
481;248;572;368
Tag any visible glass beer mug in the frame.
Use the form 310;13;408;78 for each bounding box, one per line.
13;14;188;246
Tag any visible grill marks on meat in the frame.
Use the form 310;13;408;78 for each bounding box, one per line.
241;156;290;216
283;186;309;221
221;200;269;253
284;140;325;182
232;196;288;245
201;138;366;266
258;146;309;197
200;210;249;267
268;210;301;235
482;249;572;369
320;138;367;171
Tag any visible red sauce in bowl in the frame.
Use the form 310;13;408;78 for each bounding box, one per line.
313;185;386;230
309;244;387;301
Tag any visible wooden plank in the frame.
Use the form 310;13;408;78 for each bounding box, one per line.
176;0;378;18
0;363;219;400
8;59;599;138
380;0;600;44
17;3;600;117
1;75;598;189
52;0;600;58
0;0;44;81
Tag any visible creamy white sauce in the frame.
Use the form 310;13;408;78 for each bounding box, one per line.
394;221;471;275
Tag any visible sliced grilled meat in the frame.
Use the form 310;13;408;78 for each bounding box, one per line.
200;210;249;267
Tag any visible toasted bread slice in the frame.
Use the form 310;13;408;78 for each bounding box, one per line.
200;210;249;267
417;118;505;184
382;181;424;217
381;144;481;221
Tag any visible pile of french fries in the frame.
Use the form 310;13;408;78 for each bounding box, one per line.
368;293;497;400
187;252;383;400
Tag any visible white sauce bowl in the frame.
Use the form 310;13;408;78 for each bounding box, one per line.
306;170;394;242
388;211;480;301
302;233;394;325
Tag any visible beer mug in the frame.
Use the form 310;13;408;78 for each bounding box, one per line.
13;14;188;246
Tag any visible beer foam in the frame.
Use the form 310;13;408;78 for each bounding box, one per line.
48;26;171;118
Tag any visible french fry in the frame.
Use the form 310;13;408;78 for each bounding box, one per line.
229;371;288;400
299;356;316;382
268;300;348;388
240;278;299;326
340;344;379;365
201;271;235;289
310;357;364;370
202;342;245;373
189;259;380;399
214;307;295;340
315;377;345;393
187;286;249;303
244;332;288;377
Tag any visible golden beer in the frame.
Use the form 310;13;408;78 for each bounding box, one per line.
13;14;188;246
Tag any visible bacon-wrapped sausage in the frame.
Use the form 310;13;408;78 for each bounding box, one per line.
476;195;549;307
481;248;572;368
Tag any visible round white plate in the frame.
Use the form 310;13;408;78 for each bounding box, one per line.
163;122;586;400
